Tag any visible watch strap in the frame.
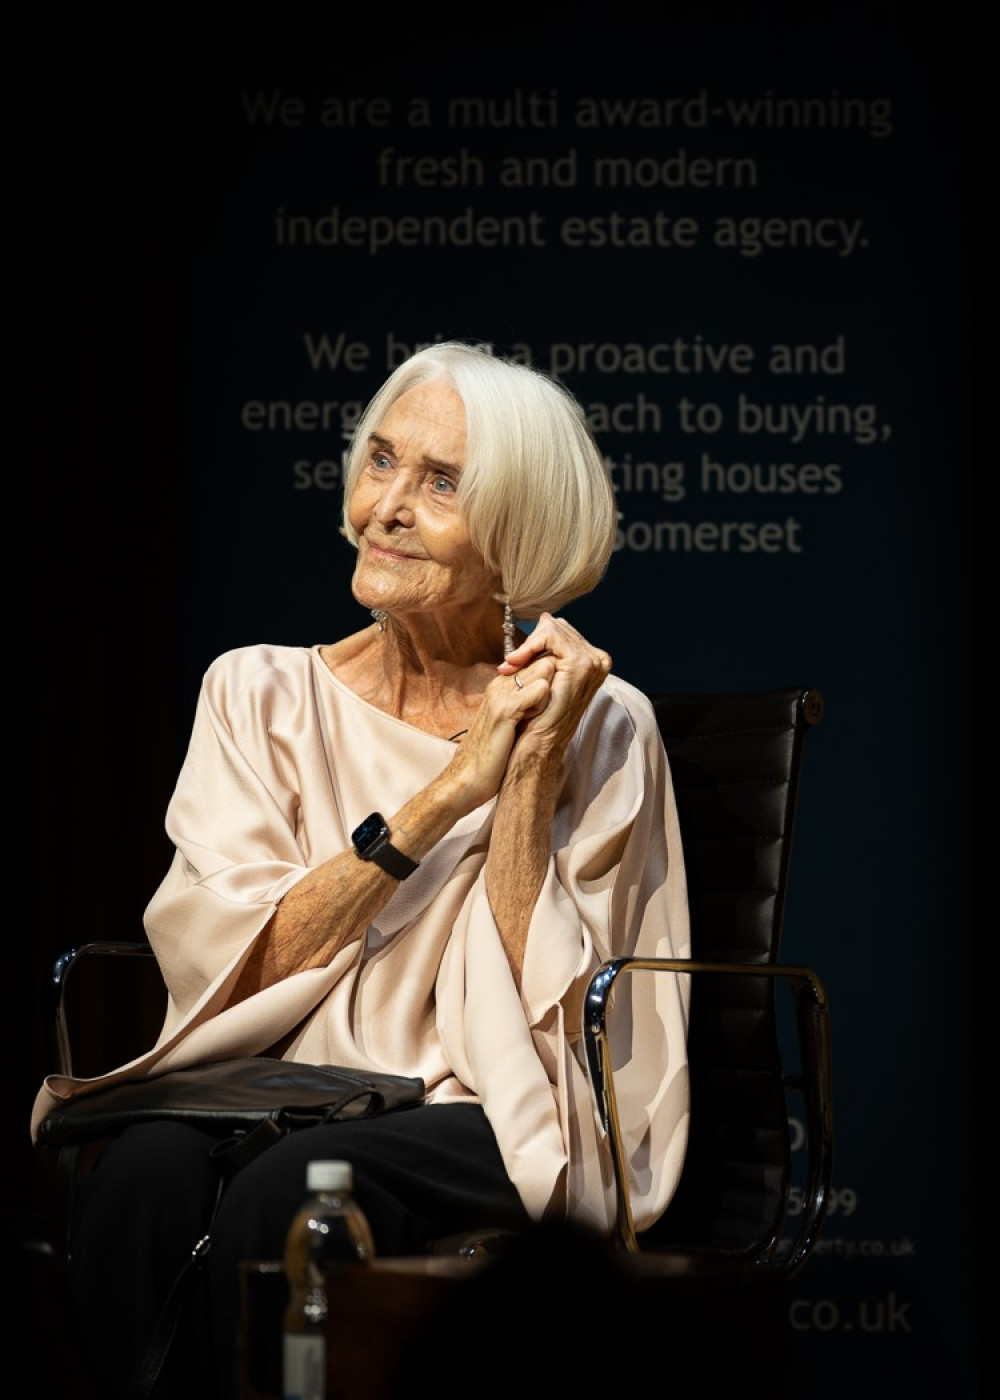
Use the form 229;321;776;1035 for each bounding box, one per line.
367;833;420;880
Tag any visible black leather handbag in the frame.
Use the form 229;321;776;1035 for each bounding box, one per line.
38;1055;425;1155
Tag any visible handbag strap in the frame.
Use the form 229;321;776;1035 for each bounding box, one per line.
130;1220;215;1400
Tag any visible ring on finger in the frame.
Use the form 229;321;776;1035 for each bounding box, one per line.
514;674;523;690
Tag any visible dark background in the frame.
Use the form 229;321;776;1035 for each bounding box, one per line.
22;5;977;1396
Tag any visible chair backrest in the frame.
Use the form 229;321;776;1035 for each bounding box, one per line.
641;686;824;1255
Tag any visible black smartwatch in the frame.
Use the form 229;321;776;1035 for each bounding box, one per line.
351;812;420;880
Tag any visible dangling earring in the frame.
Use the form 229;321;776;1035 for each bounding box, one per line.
371;609;387;632
502;598;515;658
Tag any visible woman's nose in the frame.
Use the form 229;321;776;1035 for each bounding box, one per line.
374;472;415;525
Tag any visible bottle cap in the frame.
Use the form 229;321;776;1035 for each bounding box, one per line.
306;1160;353;1192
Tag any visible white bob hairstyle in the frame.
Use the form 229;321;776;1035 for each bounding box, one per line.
341;341;616;620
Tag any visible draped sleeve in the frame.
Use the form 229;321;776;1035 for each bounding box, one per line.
30;645;690;1236
435;673;690;1231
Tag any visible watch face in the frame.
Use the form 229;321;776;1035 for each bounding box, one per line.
353;813;388;852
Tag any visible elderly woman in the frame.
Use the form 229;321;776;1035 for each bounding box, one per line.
32;340;690;1399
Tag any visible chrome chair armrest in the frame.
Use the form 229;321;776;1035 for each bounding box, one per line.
583;956;833;1273
47;941;157;1078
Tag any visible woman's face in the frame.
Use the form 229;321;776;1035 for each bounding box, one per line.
348;378;498;621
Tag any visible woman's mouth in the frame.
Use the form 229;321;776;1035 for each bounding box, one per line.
365;537;420;563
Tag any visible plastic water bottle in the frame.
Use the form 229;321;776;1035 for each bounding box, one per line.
282;1159;375;1400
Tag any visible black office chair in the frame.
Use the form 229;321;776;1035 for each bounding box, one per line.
585;686;832;1275
44;685;831;1271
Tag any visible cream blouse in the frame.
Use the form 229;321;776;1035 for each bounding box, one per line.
32;643;691;1234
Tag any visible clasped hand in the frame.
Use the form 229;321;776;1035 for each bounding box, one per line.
448;613;612;809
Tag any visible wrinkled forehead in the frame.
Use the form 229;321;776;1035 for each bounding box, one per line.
372;379;468;467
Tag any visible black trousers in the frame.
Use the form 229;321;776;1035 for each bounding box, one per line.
66;1103;532;1400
